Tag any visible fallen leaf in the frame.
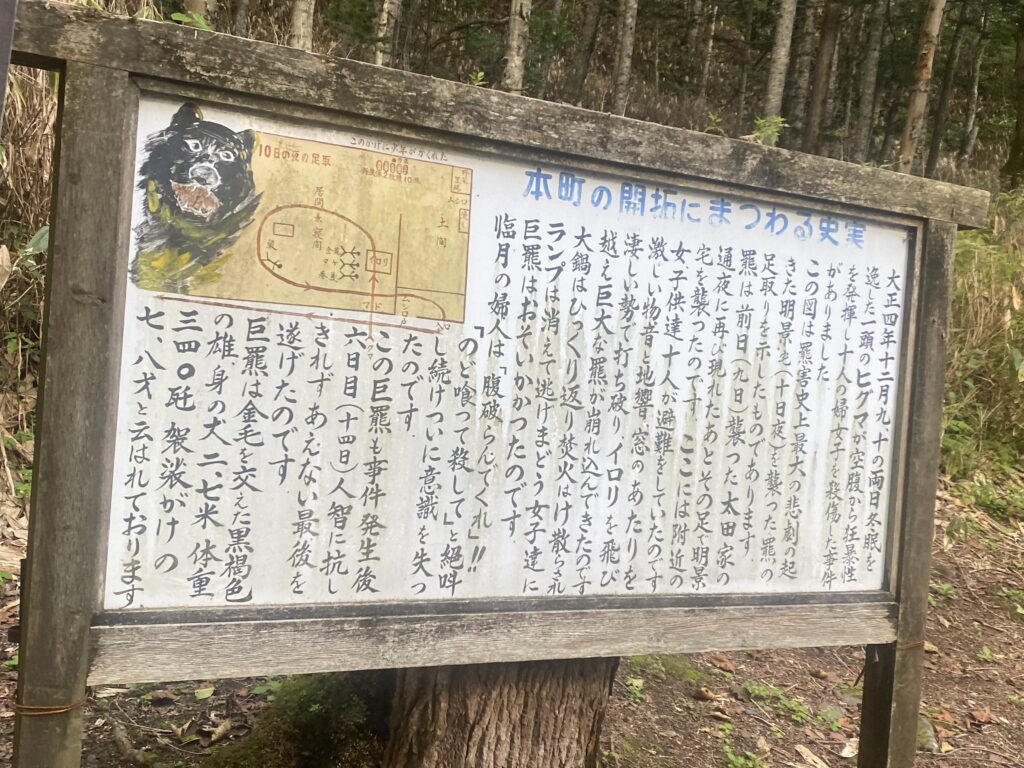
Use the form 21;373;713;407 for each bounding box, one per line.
756;735;772;754
924;640;940;654
810;668;831;681
795;744;830;768
709;653;735;673
931;709;956;726
195;686;215;700
969;708;998;725
840;737;859;759
940;741;955;753
0;246;11;294
209;718;232;744
693;686;716;701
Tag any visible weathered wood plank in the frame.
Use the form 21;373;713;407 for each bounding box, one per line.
12;62;136;768
88;602;897;684
13;0;989;226
95;589;892;626
858;220;956;768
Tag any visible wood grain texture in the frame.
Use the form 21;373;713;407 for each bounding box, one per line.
88;602;897;684
858;220;956;768
383;659;619;768
12;63;136;768
12;0;989;226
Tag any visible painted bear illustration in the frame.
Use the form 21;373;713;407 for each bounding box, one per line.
131;102;261;294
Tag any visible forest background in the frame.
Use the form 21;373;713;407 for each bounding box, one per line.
3;0;1024;766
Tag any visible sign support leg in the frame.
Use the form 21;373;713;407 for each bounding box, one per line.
857;219;956;768
12;61;136;768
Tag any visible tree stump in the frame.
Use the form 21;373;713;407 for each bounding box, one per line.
382;658;619;768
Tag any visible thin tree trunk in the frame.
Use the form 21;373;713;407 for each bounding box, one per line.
804;0;843;155
232;0;249;36
374;0;403;67
698;4;718;102
781;0;819;148
851;0;887;163
565;0;602;105
878;91;901;164
1003;9;1024;185
537;0;565;99
925;0;969;177
685;0;704;83
398;0;423;69
958;4;989;168
611;0;639;114
736;0;755;130
501;0;533;94
185;0;217;17
765;0;799;118
288;0;315;51
382;659;619;768
896;0;948;175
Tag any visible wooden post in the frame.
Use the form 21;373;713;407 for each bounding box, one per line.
0;0;17;134
858;219;957;768
12;62;136;768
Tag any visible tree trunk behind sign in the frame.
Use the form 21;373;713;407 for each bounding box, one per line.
764;0;798;119
851;0;887;164
781;0;819;149
611;0;639;115
1002;9;1024;185
925;0;969;177
501;0;533;94
802;0;843;155
958;6;989;169
288;0;315;51
895;0;948;174
565;0;602;105
373;0;403;67
381;658;618;768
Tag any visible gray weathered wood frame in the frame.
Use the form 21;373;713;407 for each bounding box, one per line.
9;3;980;767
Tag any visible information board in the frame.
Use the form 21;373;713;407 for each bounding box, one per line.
104;96;913;610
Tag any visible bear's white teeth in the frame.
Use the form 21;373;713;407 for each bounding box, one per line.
171;181;221;219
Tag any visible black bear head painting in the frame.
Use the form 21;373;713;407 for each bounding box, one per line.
131;102;262;294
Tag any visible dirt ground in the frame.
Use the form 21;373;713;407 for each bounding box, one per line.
0;484;1022;767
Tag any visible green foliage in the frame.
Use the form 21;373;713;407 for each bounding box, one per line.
929;581;956;602
200;672;390;768
627;654;704;683
722;743;767;768
816;704;844;733
943;192;1024;516
624;676;646;703
742;116;788;147
170;11;212;31
741;680;811;723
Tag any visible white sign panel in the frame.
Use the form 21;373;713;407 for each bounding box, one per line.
103;96;912;609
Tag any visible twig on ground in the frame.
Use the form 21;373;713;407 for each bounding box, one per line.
112;721;147;766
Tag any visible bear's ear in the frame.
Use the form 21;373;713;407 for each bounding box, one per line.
235;129;256;154
170;103;203;130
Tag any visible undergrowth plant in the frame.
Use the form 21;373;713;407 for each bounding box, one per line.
944;190;1024;516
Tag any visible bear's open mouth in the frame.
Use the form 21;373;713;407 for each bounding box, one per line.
171;181;221;219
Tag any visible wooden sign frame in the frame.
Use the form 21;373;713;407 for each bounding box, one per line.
8;2;986;766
